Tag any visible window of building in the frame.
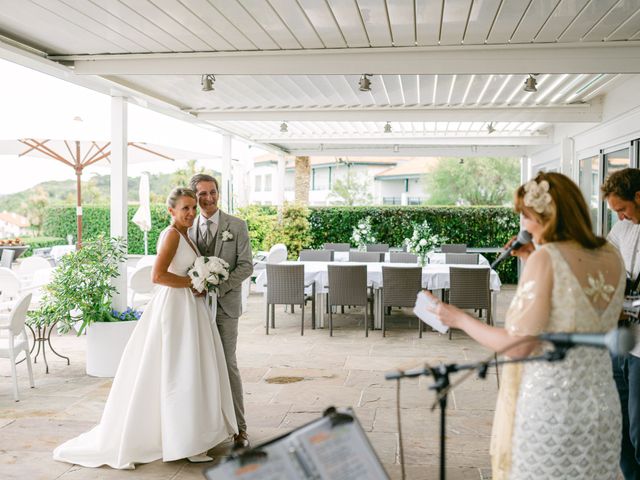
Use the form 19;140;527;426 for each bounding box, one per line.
312;168;330;190
254;175;262;192
264;174;272;192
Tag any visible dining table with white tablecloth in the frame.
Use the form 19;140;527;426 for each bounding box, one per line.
254;261;501;329
324;251;490;265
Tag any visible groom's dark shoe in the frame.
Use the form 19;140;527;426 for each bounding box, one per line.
233;431;250;449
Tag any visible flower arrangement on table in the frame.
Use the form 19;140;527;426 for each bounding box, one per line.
110;308;143;322
188;256;230;294
404;221;448;265
351;216;376;251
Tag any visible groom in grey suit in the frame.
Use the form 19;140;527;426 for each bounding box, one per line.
188;174;253;448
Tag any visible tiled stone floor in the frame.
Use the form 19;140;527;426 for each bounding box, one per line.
0;288;517;479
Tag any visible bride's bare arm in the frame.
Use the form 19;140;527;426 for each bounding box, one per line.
152;229;192;288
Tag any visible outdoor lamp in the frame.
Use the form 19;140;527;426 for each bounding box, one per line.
280;122;288;133
201;74;215;92
384;122;392;133
359;74;372;92
524;75;537;93
487;122;496;134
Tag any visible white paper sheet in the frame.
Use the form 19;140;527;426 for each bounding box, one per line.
413;291;449;334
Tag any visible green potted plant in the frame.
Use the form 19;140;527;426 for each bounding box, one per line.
28;235;136;376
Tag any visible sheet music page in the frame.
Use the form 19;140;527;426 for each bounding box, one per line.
414;291;449;334
291;417;389;480
204;442;304;480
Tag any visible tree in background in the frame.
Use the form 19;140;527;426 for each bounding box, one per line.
171;159;217;188
328;173;373;206
423;157;520;206
22;186;49;235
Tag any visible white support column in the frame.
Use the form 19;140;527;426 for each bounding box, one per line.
560;137;575;179
222;134;233;213
110;96;128;311
276;153;285;206
520;155;530;184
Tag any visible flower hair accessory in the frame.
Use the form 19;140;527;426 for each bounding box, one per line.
523;179;552;215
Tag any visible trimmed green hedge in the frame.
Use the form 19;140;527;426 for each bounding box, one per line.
308;206;519;283
43;205;171;255
42;204;519;282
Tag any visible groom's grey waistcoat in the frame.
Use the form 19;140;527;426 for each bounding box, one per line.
188;211;253;318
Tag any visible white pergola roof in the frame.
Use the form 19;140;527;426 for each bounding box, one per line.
1;0;640;156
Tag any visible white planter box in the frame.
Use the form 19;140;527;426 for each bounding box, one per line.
86;321;137;377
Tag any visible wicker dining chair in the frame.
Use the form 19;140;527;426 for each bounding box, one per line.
299;249;334;261
447;267;499;386
381;267;423;337
389;252;418;263
366;243;389;252
441;244;467;253
349;251;384;262
323;243;350;252
326;265;373;336
0;250;15;269
445;253;479;265
265;264;315;335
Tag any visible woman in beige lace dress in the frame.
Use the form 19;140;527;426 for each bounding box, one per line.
428;172;623;479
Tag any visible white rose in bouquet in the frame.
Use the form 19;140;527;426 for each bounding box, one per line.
188;256;230;293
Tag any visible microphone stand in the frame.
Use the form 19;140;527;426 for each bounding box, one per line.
385;346;570;480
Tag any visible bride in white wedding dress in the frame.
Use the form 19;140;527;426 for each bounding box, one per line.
53;188;237;469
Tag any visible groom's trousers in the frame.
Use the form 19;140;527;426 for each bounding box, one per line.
216;307;246;432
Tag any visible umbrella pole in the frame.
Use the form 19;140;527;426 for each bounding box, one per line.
75;167;82;250
144;231;148;256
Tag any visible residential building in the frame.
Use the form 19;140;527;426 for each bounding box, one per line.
0;211;30;238
249;155;438;206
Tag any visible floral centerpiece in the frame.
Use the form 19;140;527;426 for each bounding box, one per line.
351;216;376;251
188;256;230;294
404;221;448;265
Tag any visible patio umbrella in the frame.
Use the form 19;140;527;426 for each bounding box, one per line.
0;138;217;247
131;173;152;255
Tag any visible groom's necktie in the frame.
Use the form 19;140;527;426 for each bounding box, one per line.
204;219;214;250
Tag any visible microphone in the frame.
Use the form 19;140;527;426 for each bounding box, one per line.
539;328;635;356
491;230;532;268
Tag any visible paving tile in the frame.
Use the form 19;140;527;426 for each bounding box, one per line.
0;288;518;478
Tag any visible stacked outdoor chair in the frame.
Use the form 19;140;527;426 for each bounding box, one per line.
264;264;315;335
389;252;418;263
441;244;467;253
299;249;334;262
349;251;384;262
445;253;479;265
366;243;389;252
323;243;350;252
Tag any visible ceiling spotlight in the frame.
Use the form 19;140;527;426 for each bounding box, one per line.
280;121;288;133
487;122;496;134
384;122;392;133
359;74;372;92
523;74;537;93
201;74;216;92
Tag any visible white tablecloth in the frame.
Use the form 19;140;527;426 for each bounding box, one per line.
254;261;501;293
50;245;75;263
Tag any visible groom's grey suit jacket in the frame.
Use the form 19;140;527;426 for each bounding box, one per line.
188;210;253;318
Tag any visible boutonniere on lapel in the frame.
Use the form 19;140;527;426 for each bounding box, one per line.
221;230;234;242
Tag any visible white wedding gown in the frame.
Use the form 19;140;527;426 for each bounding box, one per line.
53;228;237;469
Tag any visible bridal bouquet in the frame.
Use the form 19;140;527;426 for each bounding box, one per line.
187;256;230;294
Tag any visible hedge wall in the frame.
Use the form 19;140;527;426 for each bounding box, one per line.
43;205;171;255
308;206;520;283
42;204;520;282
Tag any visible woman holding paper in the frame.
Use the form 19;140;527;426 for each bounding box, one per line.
427;172;623;479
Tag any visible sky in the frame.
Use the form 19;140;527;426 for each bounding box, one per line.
0;58;263;194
